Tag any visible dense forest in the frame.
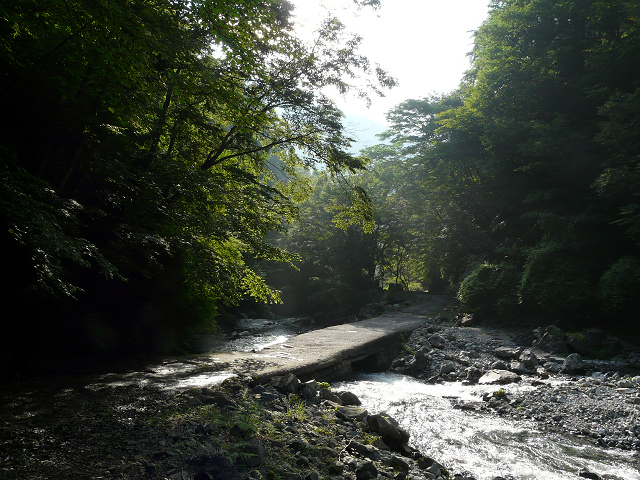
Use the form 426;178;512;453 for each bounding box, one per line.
271;0;640;330
0;0;392;362
1;0;639;368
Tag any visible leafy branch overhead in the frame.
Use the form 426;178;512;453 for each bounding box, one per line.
0;0;394;351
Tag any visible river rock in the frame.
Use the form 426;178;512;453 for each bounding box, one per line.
518;349;539;368
271;373;300;394
428;334;447;349
466;366;483;382
561;353;585;374
493;346;523;359
510;361;529;374
478;369;521;385
533;325;568;354
440;361;457;375
491;360;508;370
355;461;378;480
337;391;361;406
336;405;368;422
234;439;268;467
367;412;410;449
319;387;342;404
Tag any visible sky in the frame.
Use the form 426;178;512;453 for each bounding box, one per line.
289;0;491;145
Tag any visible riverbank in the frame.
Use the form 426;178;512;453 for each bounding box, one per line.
0;372;457;480
389;312;640;478
3;295;640;480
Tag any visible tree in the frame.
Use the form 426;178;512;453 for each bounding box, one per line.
365;0;640;323
0;0;395;359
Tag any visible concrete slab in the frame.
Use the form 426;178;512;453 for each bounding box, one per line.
211;311;427;383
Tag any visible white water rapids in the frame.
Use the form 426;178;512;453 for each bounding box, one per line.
335;372;640;480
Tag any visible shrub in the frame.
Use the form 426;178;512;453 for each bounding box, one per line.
598;256;640;314
518;242;595;313
457;262;520;314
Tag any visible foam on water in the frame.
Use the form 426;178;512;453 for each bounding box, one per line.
335;372;640;480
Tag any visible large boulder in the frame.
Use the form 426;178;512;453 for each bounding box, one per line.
271;373;301;394
566;330;621;358
561;353;585;374
493;346;524;359
337;391;361;406
518;349;540;369
533;325;569;354
428;334;447;349
478;369;521;385
336;405;368;422
367;412;410;450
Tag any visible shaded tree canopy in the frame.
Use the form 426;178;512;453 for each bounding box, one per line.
0;0;395;359
276;0;640;332
359;0;640;327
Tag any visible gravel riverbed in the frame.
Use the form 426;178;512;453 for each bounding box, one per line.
390;313;640;474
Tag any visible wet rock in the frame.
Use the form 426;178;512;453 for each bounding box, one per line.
561;353;585;374
478;369;521;385
578;468;601;479
440;361;457;375
367;413;410;450
337;391;361;406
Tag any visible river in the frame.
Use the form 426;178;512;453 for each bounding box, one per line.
119;310;639;480
335;372;640;480
191;319;640;480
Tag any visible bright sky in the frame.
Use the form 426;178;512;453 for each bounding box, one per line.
289;0;491;127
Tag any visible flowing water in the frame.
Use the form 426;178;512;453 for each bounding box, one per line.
335;372;640;480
